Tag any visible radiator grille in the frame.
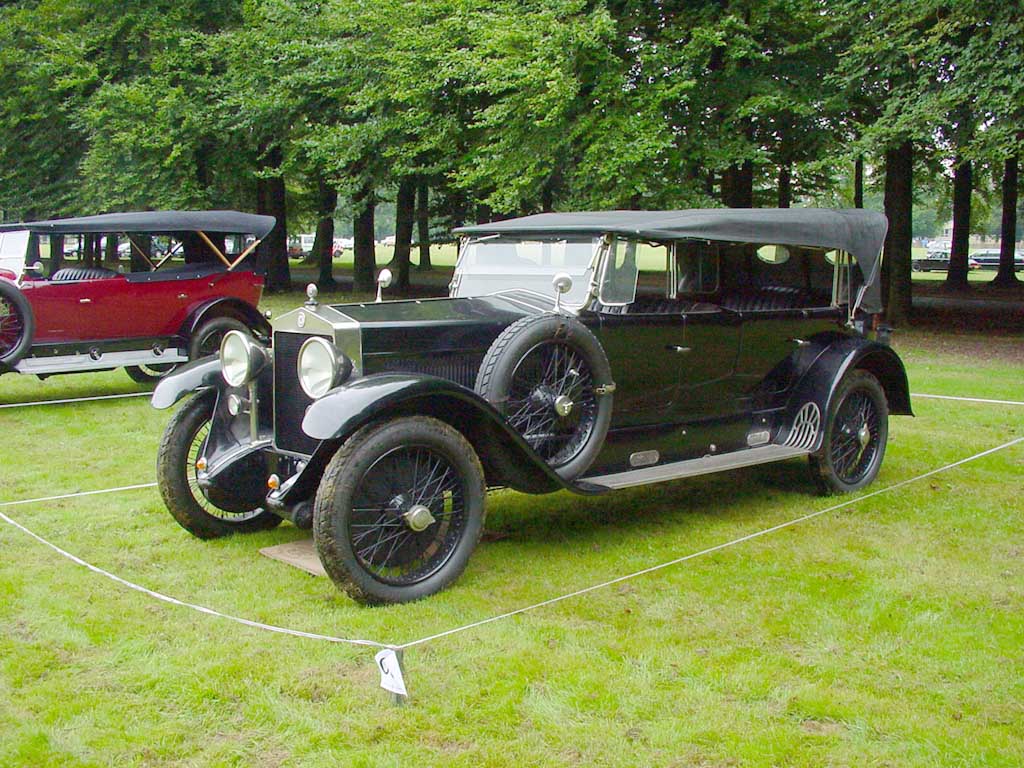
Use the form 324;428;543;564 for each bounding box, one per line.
362;352;483;388
273;331;326;456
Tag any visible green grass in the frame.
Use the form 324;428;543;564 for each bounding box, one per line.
1;291;1023;766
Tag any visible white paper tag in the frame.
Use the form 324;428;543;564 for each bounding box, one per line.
375;649;408;697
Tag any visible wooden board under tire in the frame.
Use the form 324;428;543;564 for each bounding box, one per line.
259;539;327;577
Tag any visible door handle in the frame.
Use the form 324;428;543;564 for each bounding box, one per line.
178;293;188;300
79;298;92;304
789;338;811;347
666;344;692;354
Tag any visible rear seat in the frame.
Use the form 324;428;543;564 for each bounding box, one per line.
50;267;120;282
719;285;823;312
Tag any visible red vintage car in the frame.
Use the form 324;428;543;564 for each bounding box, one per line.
0;210;273;382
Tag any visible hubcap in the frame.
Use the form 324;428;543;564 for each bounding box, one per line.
554;394;574;417
403;504;436;532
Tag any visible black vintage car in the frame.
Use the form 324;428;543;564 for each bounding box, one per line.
152;208;911;604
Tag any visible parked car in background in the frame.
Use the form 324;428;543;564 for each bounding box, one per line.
970;249;1024;271
911;250;981;272
152;208;911;605
0;210;273;383
332;237;354;257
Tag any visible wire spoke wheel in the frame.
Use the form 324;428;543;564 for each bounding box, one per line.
183;418;265;523
506;340;598;467
810;370;889;495
0;294;24;356
830;391;881;485
348;445;467;586
314;416;486;604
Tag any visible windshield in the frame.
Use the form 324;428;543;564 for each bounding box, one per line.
452;235;599;307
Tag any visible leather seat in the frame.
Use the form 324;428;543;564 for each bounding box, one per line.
50;267;120;281
719;285;821;312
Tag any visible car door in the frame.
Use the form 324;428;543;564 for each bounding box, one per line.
674;305;742;420
595;309;687;427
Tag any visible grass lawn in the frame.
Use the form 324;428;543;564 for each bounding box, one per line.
1;289;1022;766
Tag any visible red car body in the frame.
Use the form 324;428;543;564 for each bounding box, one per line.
0;211;275;381
18;267;262;343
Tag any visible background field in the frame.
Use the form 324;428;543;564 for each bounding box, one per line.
1;291;1022;767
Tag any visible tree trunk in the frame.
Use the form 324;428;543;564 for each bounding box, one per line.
48;234;63;276
83;234;96;267
416;180;431;270
352;182;377;294
392;177;415;292
104;233;118;265
883;141;913;324
722;161;753;208
946;156;972;289
257;145;290;292
993;156;1020;288
854;155;864;209
778;164;792;208
131;234;151;272
314;177;339;288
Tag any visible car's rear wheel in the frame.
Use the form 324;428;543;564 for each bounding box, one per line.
809;370;889;495
476;314;613;480
0;280;34;365
188;316;249;360
125;363;177;383
157;391;281;539
313;416;486;605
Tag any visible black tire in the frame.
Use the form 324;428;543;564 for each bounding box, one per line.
475;314;613;480
125;363;177;383
157;391;281;539
809;370;889;495
313;416;486;605
188;316;249;360
0;280;34;365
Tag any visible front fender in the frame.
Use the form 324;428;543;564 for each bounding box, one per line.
183;297;271;340
302;373;603;495
151;356;223;409
784;338;912;451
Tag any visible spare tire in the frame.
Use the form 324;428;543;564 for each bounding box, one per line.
0;280;34;366
476;313;614;480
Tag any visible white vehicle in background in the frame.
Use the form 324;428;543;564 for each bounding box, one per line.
332;237;354;257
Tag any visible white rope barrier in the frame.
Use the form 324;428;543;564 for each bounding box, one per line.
0;482;157;508
913;393;1024;407
0;392;150;409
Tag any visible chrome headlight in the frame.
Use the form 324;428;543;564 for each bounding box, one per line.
220;330;268;387
297;337;352;399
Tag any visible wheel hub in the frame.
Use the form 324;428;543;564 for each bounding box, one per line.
856;423;870;449
554;394;574;418
403;504;436;532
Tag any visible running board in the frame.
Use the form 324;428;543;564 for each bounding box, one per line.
583;445;811;490
16;348;188;375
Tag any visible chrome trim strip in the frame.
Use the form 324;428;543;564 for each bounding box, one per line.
585;445;811;490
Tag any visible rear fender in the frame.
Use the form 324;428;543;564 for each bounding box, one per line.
183;297;270;340
300;373;602;497
151;357;223;409
781;338;912;452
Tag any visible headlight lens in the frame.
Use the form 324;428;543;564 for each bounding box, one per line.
220;330;267;387
297;337;352;399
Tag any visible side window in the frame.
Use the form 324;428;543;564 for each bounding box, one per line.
676;241;719;295
599;238;640;305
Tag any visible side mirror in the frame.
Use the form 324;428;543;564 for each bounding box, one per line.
31;261;44;273
375;268;393;303
551;272;573;312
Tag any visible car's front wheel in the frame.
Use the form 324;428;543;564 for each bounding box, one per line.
157;391;281;538
188;316;249;360
125;363;177;383
809;370;889;495
313;416;486;605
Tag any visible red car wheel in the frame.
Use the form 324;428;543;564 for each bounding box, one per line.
0;280;34;365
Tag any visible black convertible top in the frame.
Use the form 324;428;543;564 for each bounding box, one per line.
457;208;887;313
0;210;275;239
